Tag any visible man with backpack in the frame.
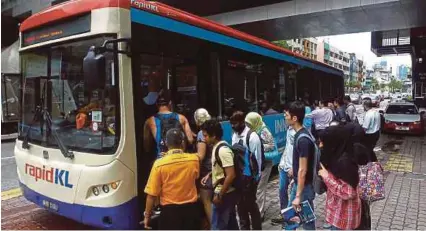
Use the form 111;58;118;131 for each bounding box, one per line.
286;101;317;230
200;119;239;230
143;91;194;158
344;95;358;123
230;111;263;230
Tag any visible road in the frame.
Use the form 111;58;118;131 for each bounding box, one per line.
1;140;19;191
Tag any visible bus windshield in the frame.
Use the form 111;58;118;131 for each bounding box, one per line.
19;36;119;154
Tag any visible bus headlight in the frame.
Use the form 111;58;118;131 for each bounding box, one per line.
92;187;100;196
102;185;110;193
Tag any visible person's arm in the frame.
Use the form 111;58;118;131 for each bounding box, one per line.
213;148;236;204
197;142;207;161
180;115;194;144
143;118;153;152
362;112;371;132
319;164;358;200
292;137;311;209
296;157;308;198
219;166;236;196
143;163;161;228
143;194;156;229
304;109;318;119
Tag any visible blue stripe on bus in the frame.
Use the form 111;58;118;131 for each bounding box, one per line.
20;182;140;229
130;8;343;76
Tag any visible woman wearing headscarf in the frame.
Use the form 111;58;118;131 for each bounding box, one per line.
245;112;280;219
194;108;213;227
318;124;362;230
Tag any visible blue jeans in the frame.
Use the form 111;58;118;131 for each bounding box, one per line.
212;191;239;230
288;183;316;230
279;168;291;210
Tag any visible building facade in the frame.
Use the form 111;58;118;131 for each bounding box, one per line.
396;64;411;80
286;38;318;60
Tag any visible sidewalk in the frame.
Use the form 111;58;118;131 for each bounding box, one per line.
262;134;426;230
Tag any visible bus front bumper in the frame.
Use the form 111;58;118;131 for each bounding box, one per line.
20;183;140;230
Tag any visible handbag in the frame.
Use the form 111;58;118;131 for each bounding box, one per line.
358;162;385;202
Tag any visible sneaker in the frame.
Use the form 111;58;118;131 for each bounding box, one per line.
323;222;332;229
271;215;284;225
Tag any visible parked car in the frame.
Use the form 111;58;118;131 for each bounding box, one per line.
349;93;361;104
363;94;380;107
380;102;425;135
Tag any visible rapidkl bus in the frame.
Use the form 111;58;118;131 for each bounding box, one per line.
16;0;344;229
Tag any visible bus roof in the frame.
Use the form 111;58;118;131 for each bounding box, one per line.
20;0;342;76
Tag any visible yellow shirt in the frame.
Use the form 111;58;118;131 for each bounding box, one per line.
211;141;235;194
144;150;200;205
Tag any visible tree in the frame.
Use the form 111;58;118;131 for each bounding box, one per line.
388;79;403;93
380;83;387;90
371;78;379;91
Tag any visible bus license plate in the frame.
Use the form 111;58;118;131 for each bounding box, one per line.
396;126;409;131
42;200;58;211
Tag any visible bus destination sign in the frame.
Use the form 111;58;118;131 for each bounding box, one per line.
22;14;91;47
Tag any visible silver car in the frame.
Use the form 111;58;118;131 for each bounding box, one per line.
380;102;425;135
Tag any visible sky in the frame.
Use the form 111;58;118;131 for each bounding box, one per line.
318;32;412;75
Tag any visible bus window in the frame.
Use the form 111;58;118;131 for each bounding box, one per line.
20;36;120;154
223;64;258;119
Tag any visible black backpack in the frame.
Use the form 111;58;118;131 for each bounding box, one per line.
213;131;264;192
154;113;184;154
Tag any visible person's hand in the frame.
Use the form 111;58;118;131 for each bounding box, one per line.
292;196;301;211
287;168;293;178
159;152;166;158
201;173;211;186
318;163;329;179
142;216;152;229
212;194;222;205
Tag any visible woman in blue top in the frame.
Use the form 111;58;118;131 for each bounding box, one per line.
245;112;280;219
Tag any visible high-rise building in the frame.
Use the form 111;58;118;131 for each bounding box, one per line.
396;64;411;80
319;41;350;81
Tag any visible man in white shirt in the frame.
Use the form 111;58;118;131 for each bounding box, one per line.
271;125;296;226
362;98;380;162
305;100;334;138
230;111;262;230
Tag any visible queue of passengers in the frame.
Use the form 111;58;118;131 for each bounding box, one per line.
142;91;381;230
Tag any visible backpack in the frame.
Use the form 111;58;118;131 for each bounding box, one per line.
246;130;266;171
295;132;326;195
346;104;359;123
214;135;262;192
154;113;184;156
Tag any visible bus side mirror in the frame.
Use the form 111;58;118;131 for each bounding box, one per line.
379;110;384;114
83;46;106;90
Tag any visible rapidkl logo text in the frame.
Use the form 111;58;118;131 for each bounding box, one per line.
25;164;73;188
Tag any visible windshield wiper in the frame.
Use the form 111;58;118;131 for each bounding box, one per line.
22;106;74;159
22;80;74;159
43;107;74;159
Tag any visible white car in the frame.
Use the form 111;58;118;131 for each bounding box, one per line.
380;102;425;135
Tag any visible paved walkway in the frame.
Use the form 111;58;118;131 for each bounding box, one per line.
2;134;426;230
261;134;426;230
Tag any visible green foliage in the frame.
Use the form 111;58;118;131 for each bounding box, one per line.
388;79;403;93
272;40;291;49
370;78;379;90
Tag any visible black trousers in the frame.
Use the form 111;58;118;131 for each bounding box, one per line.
237;183;262;230
159;202;200;230
364;131;380;162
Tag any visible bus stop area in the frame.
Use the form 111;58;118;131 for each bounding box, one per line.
2;134;426;230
